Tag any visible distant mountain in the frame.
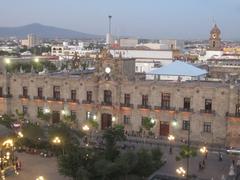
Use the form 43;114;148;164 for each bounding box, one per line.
0;23;101;39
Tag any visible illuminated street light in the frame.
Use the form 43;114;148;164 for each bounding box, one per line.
52;136;61;144
36;176;45;180
34;58;39;63
82;125;90;131
150;118;155;124
93;115;97;120
43;106;50;114
2;139;13;147
168;135;175;141
112;116;116;122
168;135;175;154
172;120;178;127
176;167;186;177
4;58;11;65
18;131;24;138
200;146;208;154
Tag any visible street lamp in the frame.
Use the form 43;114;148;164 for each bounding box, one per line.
52;137;61;144
200;146;208;158
36;176;45;180
4;58;11;65
34;58;39;63
168;135;175;154
17;132;24;138
176;166;186;177
82;125;90;146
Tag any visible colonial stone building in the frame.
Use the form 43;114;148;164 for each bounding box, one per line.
0;51;240;147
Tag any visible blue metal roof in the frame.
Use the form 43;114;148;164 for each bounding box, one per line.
147;60;207;77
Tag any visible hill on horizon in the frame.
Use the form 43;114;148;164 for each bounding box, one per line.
0;23;101;39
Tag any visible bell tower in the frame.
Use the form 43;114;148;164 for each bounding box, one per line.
209;24;221;50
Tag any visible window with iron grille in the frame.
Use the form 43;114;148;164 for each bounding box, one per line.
104;90;112;104
86;111;94;120
53;86;60;99
182;120;190;130
23;86;28;97
124;94;130;105
38;87;43;98
71;111;77;120
235;104;240;116
71;90;76;100
161;93;170;108
183;97;190;110
123;115;130;125
203;122;211;133
142;95;148;106
205;99;212;112
87;91;92;102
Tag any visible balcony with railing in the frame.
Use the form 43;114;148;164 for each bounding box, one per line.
82;100;94;104
154;106;175;111
33;96;45;100
67;99;79;104
226;112;240;118
101;101;112;106
1;94;12;98
137;104;151;110
179;107;193;112
19;95;30;99
47;97;64;102
200;109;215;115
120;103;134;109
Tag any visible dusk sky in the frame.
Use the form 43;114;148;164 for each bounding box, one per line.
0;0;240;40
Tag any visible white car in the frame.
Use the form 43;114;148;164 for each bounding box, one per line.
226;147;240;154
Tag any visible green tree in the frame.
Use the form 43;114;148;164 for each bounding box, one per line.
37;110;52;122
133;149;155;178
0;114;16;128
103;125;126;161
176;145;197;161
115;151;138;179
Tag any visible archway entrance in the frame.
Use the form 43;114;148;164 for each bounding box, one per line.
101;113;112;130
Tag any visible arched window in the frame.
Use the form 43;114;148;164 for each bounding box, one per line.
213;41;216;48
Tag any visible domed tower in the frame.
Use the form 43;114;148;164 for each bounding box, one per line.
209;24;221;50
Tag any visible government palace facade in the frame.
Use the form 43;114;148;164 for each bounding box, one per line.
0;49;240;148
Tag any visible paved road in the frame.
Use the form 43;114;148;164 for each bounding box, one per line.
8;153;68;180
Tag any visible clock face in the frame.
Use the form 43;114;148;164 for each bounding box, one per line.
105;67;111;74
212;34;216;39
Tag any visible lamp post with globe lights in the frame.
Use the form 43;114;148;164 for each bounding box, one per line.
82;125;90;146
176;167;186;177
168;134;175;154
172;115;192;179
52;136;64;155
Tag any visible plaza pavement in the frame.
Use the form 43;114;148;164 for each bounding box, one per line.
8;152;68;180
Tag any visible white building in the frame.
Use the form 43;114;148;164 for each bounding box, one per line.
110;48;173;73
51;42;99;59
119;38;138;48
146;60;207;81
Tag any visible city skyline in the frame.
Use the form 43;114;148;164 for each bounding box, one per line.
0;0;240;40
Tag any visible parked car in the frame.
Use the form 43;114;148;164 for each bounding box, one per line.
226;147;240;155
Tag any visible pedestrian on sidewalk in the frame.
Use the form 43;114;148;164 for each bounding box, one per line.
202;159;206;168
219;152;223;161
199;161;202;170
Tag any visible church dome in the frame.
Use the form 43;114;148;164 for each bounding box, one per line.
210;24;221;34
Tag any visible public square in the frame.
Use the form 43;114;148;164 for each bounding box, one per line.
8;152;68;180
